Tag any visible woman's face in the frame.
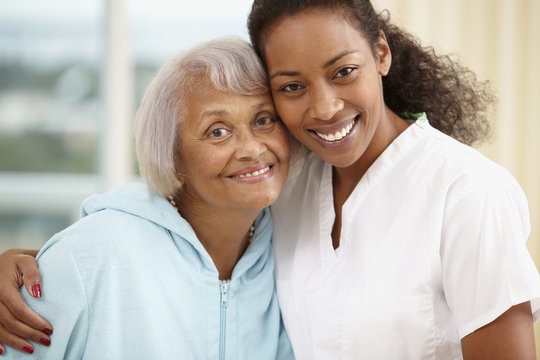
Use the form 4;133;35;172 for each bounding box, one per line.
176;77;290;213
262;9;391;168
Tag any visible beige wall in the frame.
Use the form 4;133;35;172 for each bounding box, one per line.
372;0;540;352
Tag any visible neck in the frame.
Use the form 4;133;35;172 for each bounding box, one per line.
330;109;409;249
172;192;260;280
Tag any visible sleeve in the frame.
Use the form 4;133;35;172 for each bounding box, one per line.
440;168;540;339
4;237;89;359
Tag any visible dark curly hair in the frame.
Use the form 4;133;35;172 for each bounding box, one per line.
248;0;494;146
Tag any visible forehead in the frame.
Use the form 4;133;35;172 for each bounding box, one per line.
181;76;272;126
263;9;370;66
183;76;227;107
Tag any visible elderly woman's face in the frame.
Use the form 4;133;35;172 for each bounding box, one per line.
176;77;290;212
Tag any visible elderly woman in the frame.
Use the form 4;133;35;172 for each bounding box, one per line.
0;36;293;359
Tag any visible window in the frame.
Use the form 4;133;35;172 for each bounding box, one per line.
0;0;254;251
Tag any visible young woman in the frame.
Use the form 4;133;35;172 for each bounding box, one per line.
247;0;540;358
2;0;540;359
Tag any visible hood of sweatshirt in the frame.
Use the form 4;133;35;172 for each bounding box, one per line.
79;182;272;280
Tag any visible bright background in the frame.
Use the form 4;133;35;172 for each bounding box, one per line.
1;0;539;353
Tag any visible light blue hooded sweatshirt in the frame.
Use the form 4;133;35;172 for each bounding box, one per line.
6;183;293;360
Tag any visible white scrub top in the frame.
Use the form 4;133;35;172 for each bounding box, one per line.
271;118;540;360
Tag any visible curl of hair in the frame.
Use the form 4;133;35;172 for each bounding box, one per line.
248;0;494;146
134;36;269;197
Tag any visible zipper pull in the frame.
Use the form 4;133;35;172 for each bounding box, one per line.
220;280;230;307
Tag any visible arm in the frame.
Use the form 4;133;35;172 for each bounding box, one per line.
441;168;540;359
461;301;536;360
0;249;53;355
3;240;89;359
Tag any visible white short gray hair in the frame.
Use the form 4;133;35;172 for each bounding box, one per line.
134;36;269;197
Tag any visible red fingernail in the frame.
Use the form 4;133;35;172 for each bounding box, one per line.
42;328;53;335
39;338;50;346
0;347;3;354
32;283;42;298
23;346;33;354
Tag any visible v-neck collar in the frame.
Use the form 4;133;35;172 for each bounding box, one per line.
317;119;430;264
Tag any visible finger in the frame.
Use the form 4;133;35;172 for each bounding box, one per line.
0;285;52;335
0;343;4;355
20;250;39;258
0;324;36;355
0;302;51;346
17;256;42;298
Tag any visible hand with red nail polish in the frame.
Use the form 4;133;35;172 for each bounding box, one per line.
0;249;53;354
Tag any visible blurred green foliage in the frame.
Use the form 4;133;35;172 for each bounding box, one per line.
0;132;96;173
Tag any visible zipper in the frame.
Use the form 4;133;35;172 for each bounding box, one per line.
219;280;230;360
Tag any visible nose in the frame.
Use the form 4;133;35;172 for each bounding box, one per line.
235;131;267;160
308;82;344;120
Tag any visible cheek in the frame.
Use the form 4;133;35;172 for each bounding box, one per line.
358;85;379;104
272;96;303;129
350;74;383;106
178;144;223;180
278;131;291;164
269;126;291;161
278;109;305;140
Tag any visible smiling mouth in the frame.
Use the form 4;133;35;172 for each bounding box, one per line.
235;166;271;178
229;165;273;179
310;117;356;142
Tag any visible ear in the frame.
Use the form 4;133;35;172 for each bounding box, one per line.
375;31;391;76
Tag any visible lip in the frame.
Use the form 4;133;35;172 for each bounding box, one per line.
227;163;275;184
307;115;359;149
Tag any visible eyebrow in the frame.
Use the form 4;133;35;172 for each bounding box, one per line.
199;110;228;121
251;100;273;112
269;50;360;80
269;71;301;80
324;50;360;68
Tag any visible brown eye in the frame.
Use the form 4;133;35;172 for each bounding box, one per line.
255;116;275;128
280;83;304;92
334;66;356;79
210;128;229;138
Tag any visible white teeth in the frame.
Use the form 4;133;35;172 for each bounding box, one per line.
237;166;270;178
315;121;354;142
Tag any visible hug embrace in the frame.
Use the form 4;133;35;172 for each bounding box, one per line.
0;0;539;359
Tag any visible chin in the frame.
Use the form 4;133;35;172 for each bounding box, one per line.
311;151;354;168
327;158;358;168
243;190;281;210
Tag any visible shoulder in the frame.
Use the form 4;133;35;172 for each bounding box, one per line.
401;125;529;237
271;151;325;220
38;208;172;273
420;126;524;207
281;151;325;194
418;128;530;239
63;208;164;246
